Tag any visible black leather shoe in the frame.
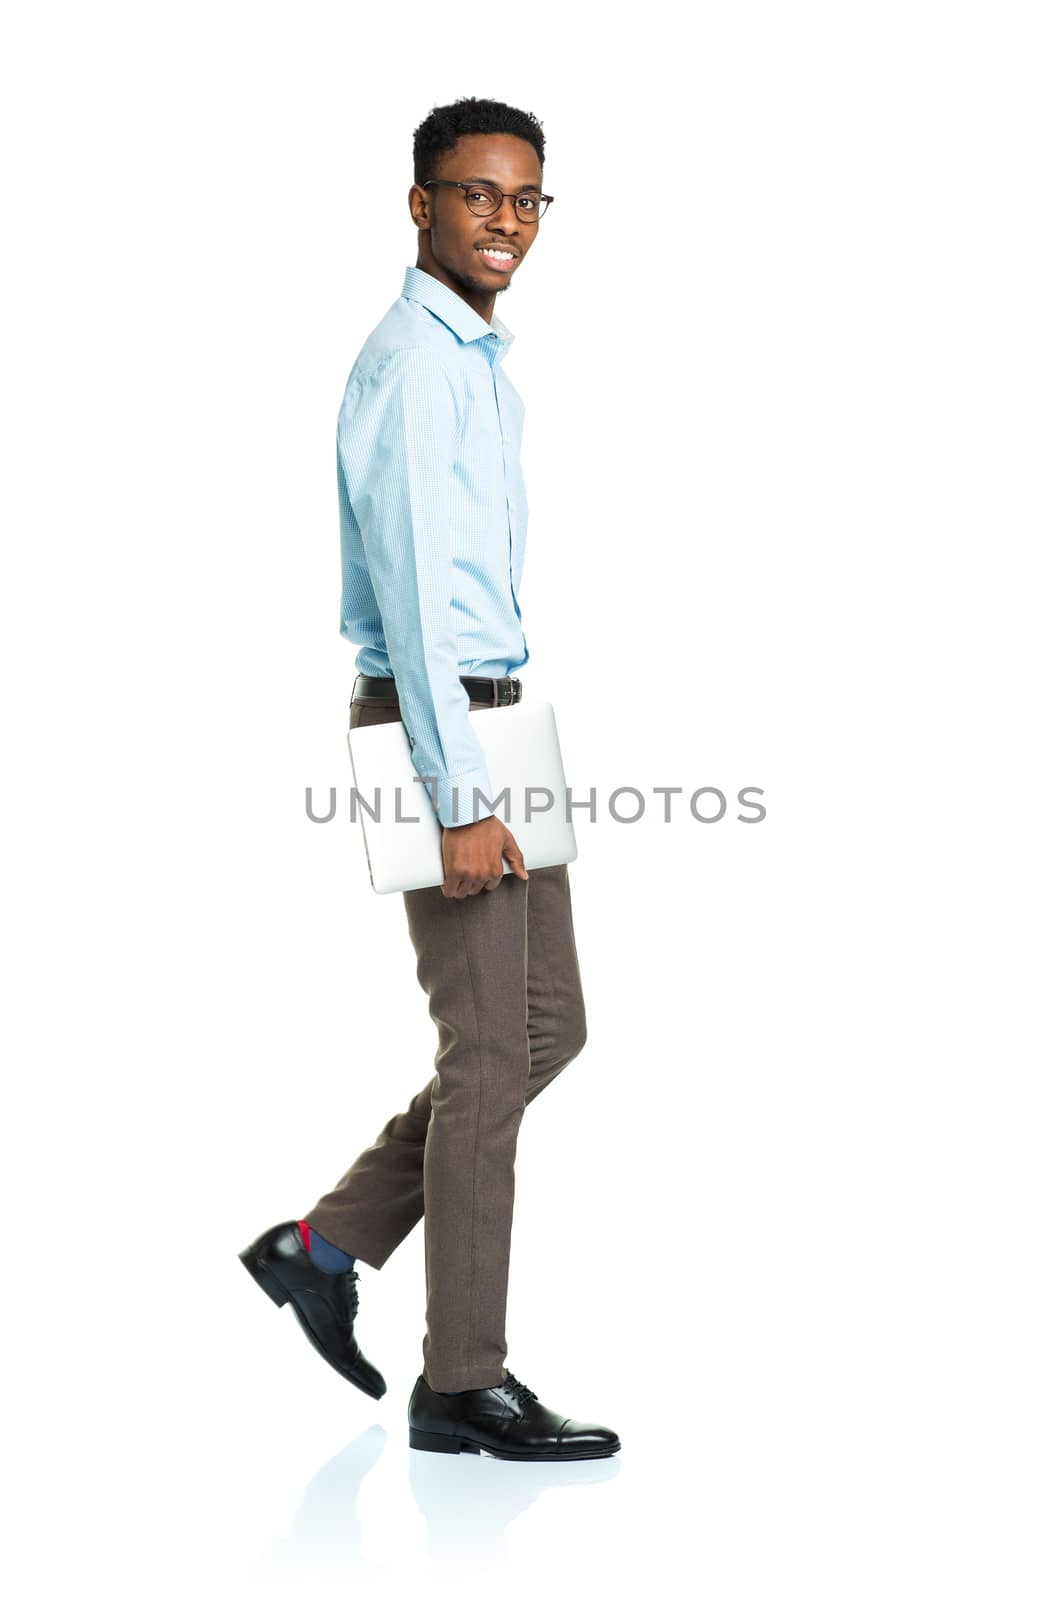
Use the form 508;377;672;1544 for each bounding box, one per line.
408;1369;620;1460
238;1220;386;1400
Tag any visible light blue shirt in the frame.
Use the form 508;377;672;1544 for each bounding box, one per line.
337;264;530;828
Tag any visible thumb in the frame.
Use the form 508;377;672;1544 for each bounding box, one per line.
501;833;529;880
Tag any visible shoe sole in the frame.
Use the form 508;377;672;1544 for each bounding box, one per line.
237;1247;386;1401
408;1426;620;1460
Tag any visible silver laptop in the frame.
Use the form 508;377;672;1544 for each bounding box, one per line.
347;699;578;893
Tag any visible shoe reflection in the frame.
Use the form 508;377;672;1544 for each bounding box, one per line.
408;1446;620;1571
253;1422;620;1587
256;1426;386;1581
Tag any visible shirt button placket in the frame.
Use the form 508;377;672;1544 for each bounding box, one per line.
490;359;518;614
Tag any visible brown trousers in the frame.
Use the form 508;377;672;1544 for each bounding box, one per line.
302;692;588;1392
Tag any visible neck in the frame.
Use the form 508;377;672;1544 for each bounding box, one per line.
414;252;495;326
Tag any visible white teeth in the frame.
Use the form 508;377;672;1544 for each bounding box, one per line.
478;248;516;260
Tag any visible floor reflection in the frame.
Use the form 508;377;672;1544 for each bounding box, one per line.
251;1424;620;1589
255;1425;386;1582
408;1447;620;1570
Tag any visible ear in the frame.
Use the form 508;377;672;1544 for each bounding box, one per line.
409;184;431;229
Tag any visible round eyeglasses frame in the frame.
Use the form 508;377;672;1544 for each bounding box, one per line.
422;178;554;222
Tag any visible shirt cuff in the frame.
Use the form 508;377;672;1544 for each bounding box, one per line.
417;762;499;829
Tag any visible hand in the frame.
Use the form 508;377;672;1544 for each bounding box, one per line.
440;815;528;899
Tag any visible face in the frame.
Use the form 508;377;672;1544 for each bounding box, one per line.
412;132;544;298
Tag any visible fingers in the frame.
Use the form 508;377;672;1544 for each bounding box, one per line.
441;872;505;898
441;876;477;899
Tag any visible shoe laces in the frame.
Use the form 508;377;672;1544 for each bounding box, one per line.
501;1369;538;1406
339;1268;360;1319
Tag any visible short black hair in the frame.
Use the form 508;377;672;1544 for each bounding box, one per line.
413;96;546;187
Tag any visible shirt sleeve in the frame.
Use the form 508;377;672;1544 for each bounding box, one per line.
339;346;497;829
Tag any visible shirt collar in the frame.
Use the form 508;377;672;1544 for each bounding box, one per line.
401;264;515;355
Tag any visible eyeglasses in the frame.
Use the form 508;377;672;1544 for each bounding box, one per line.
422;179;553;222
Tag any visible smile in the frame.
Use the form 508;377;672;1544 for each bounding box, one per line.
475;247;519;272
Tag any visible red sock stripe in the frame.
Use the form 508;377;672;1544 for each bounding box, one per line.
297;1219;312;1252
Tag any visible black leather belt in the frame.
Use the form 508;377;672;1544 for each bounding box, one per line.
352;673;522;707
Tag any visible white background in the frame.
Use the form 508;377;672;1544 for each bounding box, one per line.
3;3;1060;1596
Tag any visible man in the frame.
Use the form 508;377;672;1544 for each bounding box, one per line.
239;97;619;1463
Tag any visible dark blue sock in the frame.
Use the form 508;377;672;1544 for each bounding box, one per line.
299;1220;356;1272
